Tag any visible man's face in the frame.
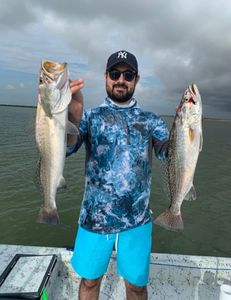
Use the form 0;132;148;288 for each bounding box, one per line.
105;63;140;104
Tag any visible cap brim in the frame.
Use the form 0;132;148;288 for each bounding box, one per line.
106;60;137;72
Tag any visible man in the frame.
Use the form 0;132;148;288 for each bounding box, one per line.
67;50;169;300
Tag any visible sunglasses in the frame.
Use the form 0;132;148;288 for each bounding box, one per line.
108;69;137;82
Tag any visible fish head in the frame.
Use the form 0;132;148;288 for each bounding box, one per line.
176;83;202;125
40;61;68;87
39;60;71;116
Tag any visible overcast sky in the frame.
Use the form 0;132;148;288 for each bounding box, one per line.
0;0;231;118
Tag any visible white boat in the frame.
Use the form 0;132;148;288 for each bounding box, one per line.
0;244;231;299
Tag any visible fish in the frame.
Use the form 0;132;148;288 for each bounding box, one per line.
35;60;77;225
154;83;203;231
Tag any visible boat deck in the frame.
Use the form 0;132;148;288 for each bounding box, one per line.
0;244;230;299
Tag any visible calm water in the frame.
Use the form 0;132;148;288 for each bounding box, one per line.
0;106;230;258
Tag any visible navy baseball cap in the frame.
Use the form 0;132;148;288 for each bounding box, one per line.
106;50;138;72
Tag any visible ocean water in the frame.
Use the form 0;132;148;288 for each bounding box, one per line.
0;106;230;258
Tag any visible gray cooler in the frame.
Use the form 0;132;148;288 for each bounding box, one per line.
0;254;58;299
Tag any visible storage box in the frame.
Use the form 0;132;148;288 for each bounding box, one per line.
0;254;57;299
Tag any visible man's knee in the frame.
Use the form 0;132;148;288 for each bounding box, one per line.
124;279;147;295
81;276;103;289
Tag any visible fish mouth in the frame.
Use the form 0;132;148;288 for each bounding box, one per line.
190;84;196;104
185;83;198;105
188;97;196;105
43;61;66;73
191;83;196;95
189;83;199;105
40;61;67;84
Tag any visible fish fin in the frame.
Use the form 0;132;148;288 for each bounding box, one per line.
184;185;197;201
189;126;203;151
66;120;79;135
154;209;184;231
37;207;60;225
189;128;195;142
57;176;67;189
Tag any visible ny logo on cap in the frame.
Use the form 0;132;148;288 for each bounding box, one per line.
117;51;127;59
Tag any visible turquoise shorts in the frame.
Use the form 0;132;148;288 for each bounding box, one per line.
70;222;152;287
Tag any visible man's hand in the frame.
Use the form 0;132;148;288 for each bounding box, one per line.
67;79;84;146
70;79;84;98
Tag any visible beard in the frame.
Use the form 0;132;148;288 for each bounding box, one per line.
106;83;135;103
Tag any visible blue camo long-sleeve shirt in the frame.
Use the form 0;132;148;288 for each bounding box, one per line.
68;97;169;234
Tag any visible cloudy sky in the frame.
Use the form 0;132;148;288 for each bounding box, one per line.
0;0;231;118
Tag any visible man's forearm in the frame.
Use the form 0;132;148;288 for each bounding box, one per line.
69;90;83;124
67;82;84;146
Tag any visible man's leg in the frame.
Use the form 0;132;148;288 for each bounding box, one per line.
79;276;104;300
124;279;147;300
117;222;152;299
70;227;114;299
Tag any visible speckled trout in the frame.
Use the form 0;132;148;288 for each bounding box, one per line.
35;60;77;224
154;83;203;231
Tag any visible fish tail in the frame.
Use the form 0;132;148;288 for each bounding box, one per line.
37;207;60;225
154;209;184;231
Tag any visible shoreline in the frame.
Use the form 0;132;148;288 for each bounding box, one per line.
0;104;230;122
0;104;36;109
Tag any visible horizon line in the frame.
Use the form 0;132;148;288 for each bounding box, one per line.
0;104;230;122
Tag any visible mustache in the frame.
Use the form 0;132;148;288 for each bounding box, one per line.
113;83;128;89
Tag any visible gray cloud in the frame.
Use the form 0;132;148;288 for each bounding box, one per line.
0;0;230;118
0;0;34;29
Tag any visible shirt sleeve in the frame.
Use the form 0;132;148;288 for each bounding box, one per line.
152;115;169;160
